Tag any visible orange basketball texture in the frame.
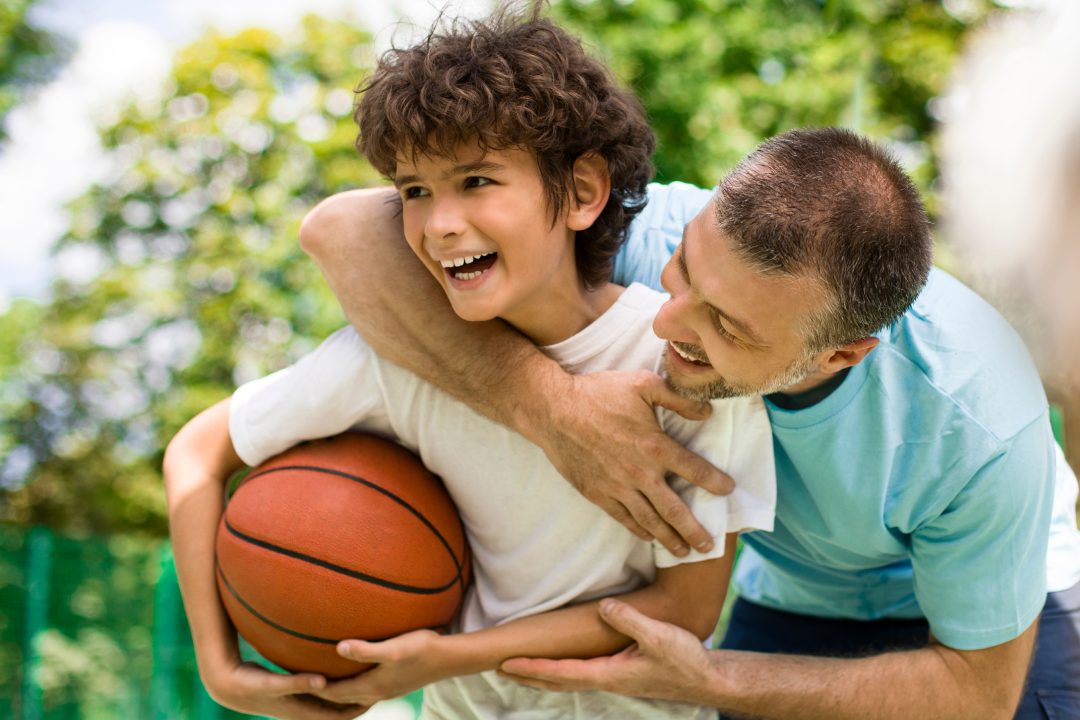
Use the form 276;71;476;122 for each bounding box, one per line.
215;432;471;678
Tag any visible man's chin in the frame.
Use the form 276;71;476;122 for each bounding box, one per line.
664;371;748;402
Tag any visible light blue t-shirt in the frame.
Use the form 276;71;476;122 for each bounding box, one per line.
615;182;1080;650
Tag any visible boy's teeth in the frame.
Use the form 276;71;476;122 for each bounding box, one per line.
439;251;495;269
457;270;481;280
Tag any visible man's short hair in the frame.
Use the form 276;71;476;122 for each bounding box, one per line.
355;6;656;289
715;127;933;350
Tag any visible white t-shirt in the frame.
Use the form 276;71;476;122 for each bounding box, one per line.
230;282;776;719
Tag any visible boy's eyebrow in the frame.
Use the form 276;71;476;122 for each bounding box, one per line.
393;160;505;189
448;160;503;178
676;241;765;347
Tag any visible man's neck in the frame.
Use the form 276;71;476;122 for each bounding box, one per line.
768;367;851;411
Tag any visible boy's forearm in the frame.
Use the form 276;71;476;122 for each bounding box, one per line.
162;399;246;674
440;598;639;677
441;550;733;677
299;189;566;436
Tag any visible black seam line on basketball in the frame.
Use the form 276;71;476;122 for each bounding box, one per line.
240;463;467;584
216;565;407;645
217;565;339;645
241;463;467;583
224;516;459;595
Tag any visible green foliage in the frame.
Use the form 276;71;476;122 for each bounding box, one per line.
551;0;990;214
0;15;381;534
0;0;70;141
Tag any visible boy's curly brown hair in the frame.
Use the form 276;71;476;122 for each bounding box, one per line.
354;6;656;289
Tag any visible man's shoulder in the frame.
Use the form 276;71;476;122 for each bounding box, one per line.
875;267;1048;443
638;182;714;229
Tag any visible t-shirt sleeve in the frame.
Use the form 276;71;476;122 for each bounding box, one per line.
909;415;1056;650
612;182;715;291
652;396;777;568
229;326;391;467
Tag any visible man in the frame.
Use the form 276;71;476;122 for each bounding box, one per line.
302;128;1080;718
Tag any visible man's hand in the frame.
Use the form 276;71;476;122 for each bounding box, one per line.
499;598;715;704
201;658;366;720
533;370;733;555
505;600;1038;720
313;630;448;707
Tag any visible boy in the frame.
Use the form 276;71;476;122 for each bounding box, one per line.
163;9;776;719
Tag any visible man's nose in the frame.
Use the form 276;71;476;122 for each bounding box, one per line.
653;291;699;345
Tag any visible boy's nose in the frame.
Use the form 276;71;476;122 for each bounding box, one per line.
425;196;468;239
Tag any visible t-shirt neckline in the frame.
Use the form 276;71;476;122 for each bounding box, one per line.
765;355;871;428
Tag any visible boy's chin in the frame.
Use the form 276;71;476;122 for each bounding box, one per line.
449;302;499;324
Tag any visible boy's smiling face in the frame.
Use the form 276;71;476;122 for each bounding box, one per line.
394;144;584;343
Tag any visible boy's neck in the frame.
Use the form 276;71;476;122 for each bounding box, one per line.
504;281;625;346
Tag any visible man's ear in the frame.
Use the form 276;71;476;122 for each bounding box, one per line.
566;153;611;232
818;336;879;373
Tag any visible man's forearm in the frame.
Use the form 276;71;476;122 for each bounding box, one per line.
299;188;563;437
300;189;735;552
702;630;1035;720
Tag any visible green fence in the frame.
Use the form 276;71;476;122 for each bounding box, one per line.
0;526;422;720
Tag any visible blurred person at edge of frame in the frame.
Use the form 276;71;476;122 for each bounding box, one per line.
943;1;1080;390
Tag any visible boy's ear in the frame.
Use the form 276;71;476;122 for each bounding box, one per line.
566;153;611;232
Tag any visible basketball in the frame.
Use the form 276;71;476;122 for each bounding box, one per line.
215;431;471;679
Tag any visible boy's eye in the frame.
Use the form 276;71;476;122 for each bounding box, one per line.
402;186;429;200
464;176;493;189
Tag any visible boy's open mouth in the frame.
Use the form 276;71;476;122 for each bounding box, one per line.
441;251;498;281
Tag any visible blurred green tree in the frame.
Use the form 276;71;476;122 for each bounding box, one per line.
0;15;381;534
551;0;990;214
0;0;71;142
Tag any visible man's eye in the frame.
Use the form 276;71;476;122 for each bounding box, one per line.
711;314;739;344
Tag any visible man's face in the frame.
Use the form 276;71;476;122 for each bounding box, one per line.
653;204;831;400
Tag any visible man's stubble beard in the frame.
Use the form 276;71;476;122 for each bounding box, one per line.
662;350;819;401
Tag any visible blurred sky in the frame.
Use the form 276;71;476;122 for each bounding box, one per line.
0;0;492;310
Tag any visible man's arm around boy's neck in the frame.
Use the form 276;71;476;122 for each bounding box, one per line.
299;188;733;555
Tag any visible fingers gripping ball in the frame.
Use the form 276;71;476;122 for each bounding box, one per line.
215;432;471;678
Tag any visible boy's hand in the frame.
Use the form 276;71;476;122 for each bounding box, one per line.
315;630;449;706
203;659;367;720
532;370;734;557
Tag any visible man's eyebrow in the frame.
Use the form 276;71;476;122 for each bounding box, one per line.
677;241;765;346
392;160;504;189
